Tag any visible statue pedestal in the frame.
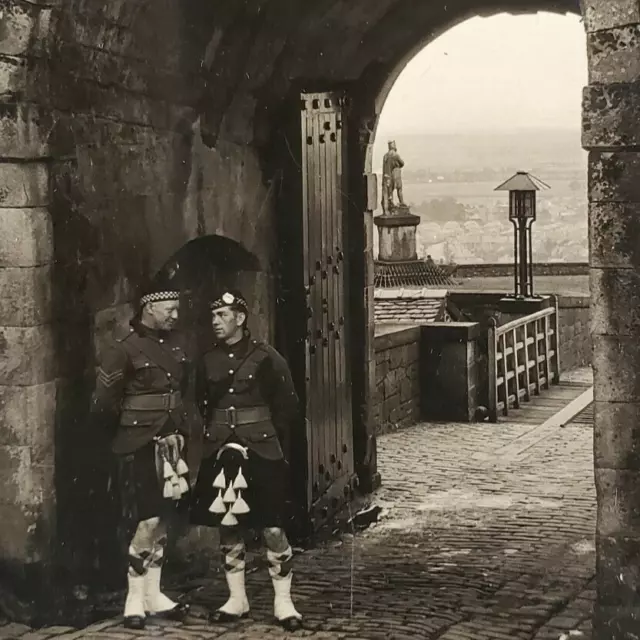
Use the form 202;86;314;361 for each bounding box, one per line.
374;205;421;262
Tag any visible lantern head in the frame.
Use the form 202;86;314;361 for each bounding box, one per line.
494;171;550;222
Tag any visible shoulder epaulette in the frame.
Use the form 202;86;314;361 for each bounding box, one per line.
245;340;270;363
113;324;135;343
256;341;278;356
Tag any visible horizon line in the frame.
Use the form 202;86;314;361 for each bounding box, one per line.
377;125;582;136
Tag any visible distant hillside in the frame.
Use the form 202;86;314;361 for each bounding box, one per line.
372;128;586;173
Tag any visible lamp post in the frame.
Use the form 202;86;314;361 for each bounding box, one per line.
494;171;550;299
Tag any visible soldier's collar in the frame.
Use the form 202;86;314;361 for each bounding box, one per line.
218;334;253;352
136;321;171;341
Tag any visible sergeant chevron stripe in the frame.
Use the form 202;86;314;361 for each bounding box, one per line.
97;367;124;387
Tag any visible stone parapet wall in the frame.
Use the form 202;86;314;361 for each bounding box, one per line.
372;298;589;439
453;263;589;278
448;292;591;374
373;322;482;434
373;327;421;436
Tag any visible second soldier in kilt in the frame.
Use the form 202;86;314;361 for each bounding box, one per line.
190;289;304;631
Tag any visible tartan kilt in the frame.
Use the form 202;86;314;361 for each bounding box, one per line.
114;442;190;543
190;445;292;530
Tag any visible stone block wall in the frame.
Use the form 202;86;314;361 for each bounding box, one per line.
373;327;421;436
581;1;640;633
0;1;282;620
44;1;276;324
43;2;278;603
0;3;57;623
373;323;483;431
557;296;591;372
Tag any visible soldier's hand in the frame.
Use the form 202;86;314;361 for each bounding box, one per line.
157;438;171;463
164;434;182;465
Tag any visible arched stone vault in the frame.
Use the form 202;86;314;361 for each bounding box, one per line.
0;0;635;636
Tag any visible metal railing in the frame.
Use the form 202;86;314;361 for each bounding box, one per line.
487;299;560;422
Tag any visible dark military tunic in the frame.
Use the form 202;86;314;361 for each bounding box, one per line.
91;322;201;530
190;335;299;529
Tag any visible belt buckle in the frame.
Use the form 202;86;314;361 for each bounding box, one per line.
167;392;179;410
226;406;237;428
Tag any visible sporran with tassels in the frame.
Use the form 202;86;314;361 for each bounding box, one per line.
207;443;251;527
191;441;289;529
116;433;191;546
155;433;190;502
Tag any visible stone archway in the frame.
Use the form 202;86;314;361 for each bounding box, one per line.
333;2;583;500
344;4;637;636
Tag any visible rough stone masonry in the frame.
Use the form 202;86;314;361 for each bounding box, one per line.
0;1;636;638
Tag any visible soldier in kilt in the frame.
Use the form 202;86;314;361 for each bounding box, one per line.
91;275;201;630
190;289;303;632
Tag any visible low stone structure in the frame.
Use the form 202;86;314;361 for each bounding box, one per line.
421;322;483;423
558;296;591;372
373;327;421;436
373;292;591;435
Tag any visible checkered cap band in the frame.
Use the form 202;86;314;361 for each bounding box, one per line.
140;290;180;306
210;292;248;311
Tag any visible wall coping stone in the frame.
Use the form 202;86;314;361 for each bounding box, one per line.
374;326;421;351
374;320;481;349
421;322;481;342
497;296;552;314
449;291;510;304
449;291;553;312
557;295;590;308
453;262;589;277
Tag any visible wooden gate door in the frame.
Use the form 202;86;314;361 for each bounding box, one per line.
301;91;356;529
278;90;357;532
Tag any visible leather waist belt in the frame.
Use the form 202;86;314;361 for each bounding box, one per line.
122;391;182;411
212;406;270;426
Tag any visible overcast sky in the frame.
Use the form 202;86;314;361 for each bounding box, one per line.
377;12;587;135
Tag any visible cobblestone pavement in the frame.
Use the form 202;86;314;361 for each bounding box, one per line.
1;376;595;640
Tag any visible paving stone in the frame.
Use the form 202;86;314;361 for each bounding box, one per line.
14;371;596;639
37;628;76;637
0;622;31;639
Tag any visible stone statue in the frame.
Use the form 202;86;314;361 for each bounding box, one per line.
381;140;406;214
